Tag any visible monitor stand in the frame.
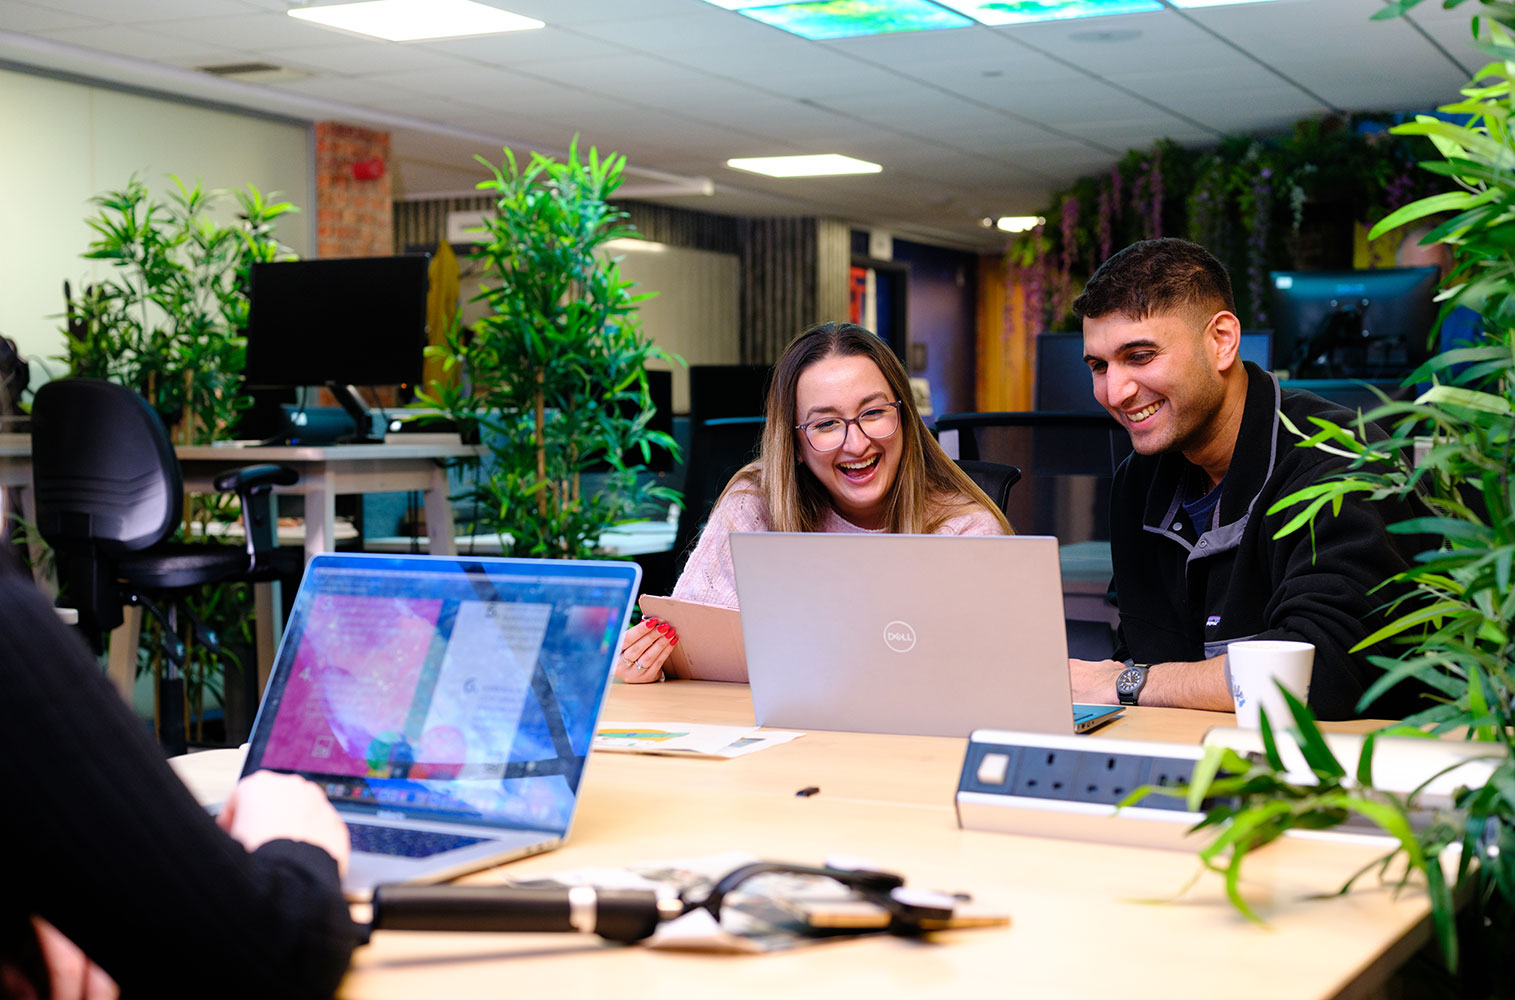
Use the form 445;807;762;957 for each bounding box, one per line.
328;382;386;444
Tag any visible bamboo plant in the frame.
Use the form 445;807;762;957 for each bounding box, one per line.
58;174;298;741
419;141;678;558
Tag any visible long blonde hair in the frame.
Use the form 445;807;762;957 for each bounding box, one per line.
721;322;1010;534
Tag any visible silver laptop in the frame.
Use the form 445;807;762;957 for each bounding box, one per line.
731;533;1120;738
240;552;640;898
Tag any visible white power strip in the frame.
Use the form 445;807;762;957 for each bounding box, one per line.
956;726;1495;851
955;729;1211;851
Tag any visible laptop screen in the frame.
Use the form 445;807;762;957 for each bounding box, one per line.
244;554;638;835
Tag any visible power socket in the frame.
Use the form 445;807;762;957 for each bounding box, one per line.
956;729;1212;851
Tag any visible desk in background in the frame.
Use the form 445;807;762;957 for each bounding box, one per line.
176;439;480;561
174;682;1429;1000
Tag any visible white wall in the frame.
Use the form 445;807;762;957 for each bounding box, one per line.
0;67;311;392
612;242;740;413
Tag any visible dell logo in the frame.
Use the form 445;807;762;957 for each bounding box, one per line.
884;620;916;653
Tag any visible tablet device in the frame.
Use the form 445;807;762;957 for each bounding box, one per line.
638;594;748;682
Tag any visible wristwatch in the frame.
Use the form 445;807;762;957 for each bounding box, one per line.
1115;661;1149;706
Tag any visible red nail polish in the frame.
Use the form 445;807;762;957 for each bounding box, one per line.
643;618;658;628
656;623;671;634
670;635;679;646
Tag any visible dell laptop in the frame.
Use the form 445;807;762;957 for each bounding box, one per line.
240;552;640;898
731;533;1120;739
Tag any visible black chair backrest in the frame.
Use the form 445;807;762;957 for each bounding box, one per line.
672;415;766;572
954;459;1020;519
32;378;181;554
934;411;1130;542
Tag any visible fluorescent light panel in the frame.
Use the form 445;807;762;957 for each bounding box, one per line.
727;154;883;177
288;0;544;42
997;216;1044;233
731;0;973;40
1169;0;1281;6
934;0;1161;25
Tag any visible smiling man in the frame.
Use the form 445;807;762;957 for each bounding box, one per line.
1068;238;1423;720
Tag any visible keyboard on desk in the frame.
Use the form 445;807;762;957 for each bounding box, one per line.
346;822;487;858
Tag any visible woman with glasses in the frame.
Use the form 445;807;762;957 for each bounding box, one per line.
616;321;1010;682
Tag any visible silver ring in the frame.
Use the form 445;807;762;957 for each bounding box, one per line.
634;659;649;671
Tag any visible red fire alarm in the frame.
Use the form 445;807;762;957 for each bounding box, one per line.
351;156;385;181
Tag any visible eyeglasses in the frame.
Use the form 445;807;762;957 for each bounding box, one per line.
795;400;902;452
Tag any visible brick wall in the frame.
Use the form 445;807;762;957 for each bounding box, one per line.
314;121;392;258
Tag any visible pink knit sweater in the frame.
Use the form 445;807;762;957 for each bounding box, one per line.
670;487;1006;609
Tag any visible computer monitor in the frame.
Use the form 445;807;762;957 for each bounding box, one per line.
1036;329;1274;413
1269;267;1438;380
688;364;772;421
1239;330;1272;370
246;256;430;442
1034;332;1096;412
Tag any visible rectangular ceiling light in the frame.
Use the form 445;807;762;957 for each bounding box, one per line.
734;0;973;40
727;154;883;177
933;0;1162;24
1168;0;1282;6
288;0;544;42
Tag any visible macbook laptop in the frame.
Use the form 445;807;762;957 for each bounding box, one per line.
730;533;1120;739
240;552;640;898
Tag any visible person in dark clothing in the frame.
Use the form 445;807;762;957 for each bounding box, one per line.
0;549;362;999
1068;238;1425;720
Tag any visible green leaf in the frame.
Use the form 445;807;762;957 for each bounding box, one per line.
1367;187;1496;240
1281;688;1345;779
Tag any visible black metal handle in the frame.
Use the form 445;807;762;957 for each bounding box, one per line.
369;885;668;943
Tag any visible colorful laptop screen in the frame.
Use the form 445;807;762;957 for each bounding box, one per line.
245;554;636;836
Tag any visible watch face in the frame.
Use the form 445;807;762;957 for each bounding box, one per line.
1116;667;1143;693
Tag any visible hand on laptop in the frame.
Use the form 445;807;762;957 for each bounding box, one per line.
218;770;352;877
614;616;678;683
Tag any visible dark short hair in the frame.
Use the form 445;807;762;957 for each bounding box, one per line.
1073;238;1235;323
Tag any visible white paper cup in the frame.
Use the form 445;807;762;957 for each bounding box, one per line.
1228;640;1315;729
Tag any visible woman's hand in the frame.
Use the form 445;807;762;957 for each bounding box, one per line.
218;770;352;877
613;616;678;683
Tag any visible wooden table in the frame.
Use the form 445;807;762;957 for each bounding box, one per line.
175;439;480;562
174;682;1432;1000
12;434;481;697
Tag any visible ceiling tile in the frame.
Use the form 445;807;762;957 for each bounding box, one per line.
0;1;105;32
34;23;238;63
419;26;626;66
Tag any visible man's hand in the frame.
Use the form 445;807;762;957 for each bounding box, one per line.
1069;654;1235;711
1069;658;1125;705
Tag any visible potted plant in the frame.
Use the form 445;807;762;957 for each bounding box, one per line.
1149;0;1515;986
419;141;677;558
58;174;298;742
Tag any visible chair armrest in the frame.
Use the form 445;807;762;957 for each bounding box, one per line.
213;463;299;493
214;464;297;567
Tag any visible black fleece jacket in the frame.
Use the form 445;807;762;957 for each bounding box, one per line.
0;555;362;998
1109;362;1427;720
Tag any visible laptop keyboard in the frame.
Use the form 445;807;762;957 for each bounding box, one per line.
346;822;487;858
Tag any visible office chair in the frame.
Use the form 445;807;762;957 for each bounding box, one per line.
671;415;766;575
935;411;1130;541
953;459;1020;520
936;410;1129;644
31;378;300;754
